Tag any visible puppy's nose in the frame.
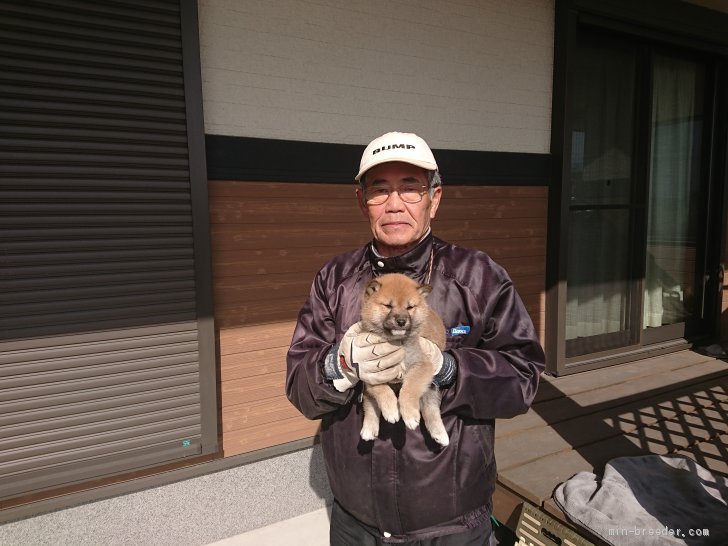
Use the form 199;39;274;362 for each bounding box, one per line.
396;318;407;327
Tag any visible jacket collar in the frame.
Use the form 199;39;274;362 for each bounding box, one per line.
367;230;434;282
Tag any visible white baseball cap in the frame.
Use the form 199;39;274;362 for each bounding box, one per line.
355;131;438;181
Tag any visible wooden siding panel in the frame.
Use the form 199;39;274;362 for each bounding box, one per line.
215;299;307;329
217;322;296;355
210;196;547;225
221;396;301;433
220;371;287;407
220;347;288;382
222;418;320;455
211;181;548;457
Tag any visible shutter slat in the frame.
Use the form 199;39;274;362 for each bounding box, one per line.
0;422;202;474
0;375;201;421
0;100;186;121
0;331;198;366
3;357;200;392
1;111;188;134
2;404;202;453
2;29;182;62
0;280;195;310
3;41;182;69
0;72;185;99
0;304;197;332
1;441;201;500
1;343;199;375
0;215;193;226
3;237;194;253
0;389;200;428
0;10;182;48
0;138;190;157
0;406;201;454
1;179;191;190
4;262;194;281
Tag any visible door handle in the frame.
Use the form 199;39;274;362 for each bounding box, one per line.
704;264;725;320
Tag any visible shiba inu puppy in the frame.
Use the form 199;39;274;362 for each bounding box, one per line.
358;273;448;446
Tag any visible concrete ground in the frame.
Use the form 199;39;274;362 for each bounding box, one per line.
206;506;331;546
0;446;332;546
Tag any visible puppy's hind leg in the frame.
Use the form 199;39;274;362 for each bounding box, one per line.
367;383;399;424
360;388;381;441
360;384;399;441
420;388;448;447
399;363;434;430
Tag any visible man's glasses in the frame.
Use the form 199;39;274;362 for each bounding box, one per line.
363;185;429;205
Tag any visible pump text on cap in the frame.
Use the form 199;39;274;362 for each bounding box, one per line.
372;144;416;154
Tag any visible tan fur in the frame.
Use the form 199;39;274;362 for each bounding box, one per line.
358;273;449;446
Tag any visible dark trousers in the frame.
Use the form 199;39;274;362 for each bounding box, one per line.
330;501;495;546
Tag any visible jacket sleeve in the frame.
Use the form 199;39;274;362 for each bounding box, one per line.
285;270;356;420
440;275;545;420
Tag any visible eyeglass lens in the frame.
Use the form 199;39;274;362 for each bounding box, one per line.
365;186;426;204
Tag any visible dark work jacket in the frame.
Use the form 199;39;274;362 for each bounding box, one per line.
285;232;545;543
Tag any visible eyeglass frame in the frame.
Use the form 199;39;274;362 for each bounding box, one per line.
358;170;442;206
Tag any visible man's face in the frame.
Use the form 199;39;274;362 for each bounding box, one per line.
356;161;442;257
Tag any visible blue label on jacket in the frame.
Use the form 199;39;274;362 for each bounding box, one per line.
448;325;470;336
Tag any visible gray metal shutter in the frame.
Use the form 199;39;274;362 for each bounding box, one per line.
0;0;217;501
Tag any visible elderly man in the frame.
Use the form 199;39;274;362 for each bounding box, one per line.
286;132;545;545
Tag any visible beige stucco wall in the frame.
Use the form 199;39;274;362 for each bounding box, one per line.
197;0;554;153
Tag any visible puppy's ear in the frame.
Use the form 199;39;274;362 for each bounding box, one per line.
418;284;433;297
365;279;382;297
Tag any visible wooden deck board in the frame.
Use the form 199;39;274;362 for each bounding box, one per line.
676;433;728;476
493;351;728;531
497;356;725;437
532;350;711;403
495;378;727;471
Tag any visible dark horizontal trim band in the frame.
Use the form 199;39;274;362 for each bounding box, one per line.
205;135;551;186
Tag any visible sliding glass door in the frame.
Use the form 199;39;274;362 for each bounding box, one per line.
643;54;710;343
565;38;640;357
562;30;719;363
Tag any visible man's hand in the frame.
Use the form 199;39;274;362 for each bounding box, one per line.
350;332;405;385
332;322;405;391
417;337;444;375
417;336;457;387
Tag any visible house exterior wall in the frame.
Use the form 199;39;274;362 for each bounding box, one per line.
197;0;555;457
198;0;554;153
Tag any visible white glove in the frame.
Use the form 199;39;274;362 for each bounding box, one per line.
332;322;405;392
417;337;444;375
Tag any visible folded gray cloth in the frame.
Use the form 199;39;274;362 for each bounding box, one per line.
553;455;728;546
